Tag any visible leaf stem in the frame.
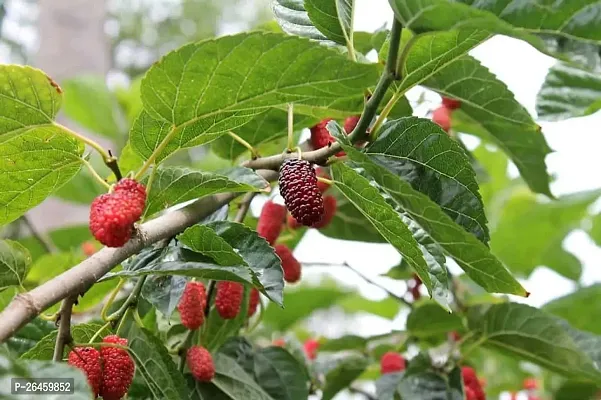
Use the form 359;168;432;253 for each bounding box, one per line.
88;321;112;343
286;103;294;150
101;278;126;321
135;125;178;180
228;131;260;159
82;158;111;190
344;262;412;307
52;295;77;362
317;176;333;186
144;166;158;202
107;276;147;322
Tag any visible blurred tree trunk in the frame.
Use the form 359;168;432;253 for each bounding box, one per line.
30;0;109;232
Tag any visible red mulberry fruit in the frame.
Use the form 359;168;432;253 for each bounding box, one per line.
68;347;102;396
100;335;135;400
313;195;337;229
274;244;301;283
442;97;461;110
257;200;286;244
187;346;215;382
177;281;207;330
432;106;452;132
279;159;324;227
214;281;244;319
380;352;406;374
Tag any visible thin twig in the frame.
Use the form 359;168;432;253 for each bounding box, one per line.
21;215;58;254
343;262;412;307
235;192;256;223
107;276;147;324
52;295;77;361
204;281;215;317
349;386;376;400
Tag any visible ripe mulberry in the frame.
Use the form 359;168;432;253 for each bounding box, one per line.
177;281;207;330
279;159;324;227
100;335;135;400
462;366;486;400
89;179;146;247
310;119;345;156
303;339;319;360
257;200;286;244
187;346;215;382
432;106;452;132
214;281;244;319
313;195;337;229
274;244;301;283
380;352;406;374
442;97;461;110
248;288;260;317
68;347;102;396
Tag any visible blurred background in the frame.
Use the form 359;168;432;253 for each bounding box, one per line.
2;0;601;399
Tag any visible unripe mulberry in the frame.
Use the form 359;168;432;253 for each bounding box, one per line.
100;335;135;400
187;346;215;382
248;288;260;317
313;195;337;229
214;281;243;319
68;347;102;396
279;159;324;227
89;179;146;247
274;244;301;283
343;115;360;133
432;106;452;132
310;119;345;157
523;377;538;390
81;241;97;257
177;281;207;330
442;97;461;110
303;339;319;360
257;201;286;244
273;338;286;347
380;352;406;374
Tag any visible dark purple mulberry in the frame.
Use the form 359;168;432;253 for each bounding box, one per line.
278;159;324;227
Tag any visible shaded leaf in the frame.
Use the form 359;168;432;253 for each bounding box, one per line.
253;347;310;400
322;353;368;400
305;0;354;46
319;335;367;352
0;240;31;290
141;275;188;317
144;166;268;217
5;318;55;357
202;287;250;352
544;285;601;335
406;301;462;338
338;294;402;320
18;224;91;261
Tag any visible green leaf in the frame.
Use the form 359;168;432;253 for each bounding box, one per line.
203;286;251;352
263;285;348;331
590;213;601;247
338;294;402;320
61;75;125;138
337;140;526;297
467;303;601;383
179;225;246;266
252;347;310;400
321;353;368;400
141;275;189;317
329;163;433;287
25;252;83;286
0;240;31;290
212;109;318;160
144;166;268;217
188;353;274;399
5;318;55;356
133;32;378;162
406;301;462;338
206;221;284;305
537;62;601;121
319;335;367;352
490;189;600;281
426;55;552;196
271;0;330;42
0;346;93;400
20;322;110;361
117;141;144;177
554;380;599;400
389;0;601;50
365;117;489;243
123;322;188;400
18;224;91;261
53;165;104;204
0;125;84;225
305;0;354;47
543;284;601;335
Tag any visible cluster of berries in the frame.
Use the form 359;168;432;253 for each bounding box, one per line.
432;97;461;133
67;335;134;400
380;352;406;374
509;378;541;400
462;366;486;400
89;178;147;247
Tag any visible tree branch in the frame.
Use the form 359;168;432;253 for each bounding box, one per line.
52;295;77;361
235;192;256;223
344;262;412;307
0;170;277;343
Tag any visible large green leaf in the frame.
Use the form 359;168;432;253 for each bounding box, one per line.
144;166;268;217
427;55;552;196
271;0;329;42
141;275;189;317
0;66;85;225
252;347;310;400
337;141;526;297
554;380;599;400
18;224;91;261
61;75;125;138
25;252;83;286
330;162;446;306
0;240;31;291
123;321;188;400
543;285;601;335
467;303;601;383
179;225;246;266
5;318;55;356
590;213;601;247
305;0;354;47
389;0;601;50
132;32;378;162
321;353;368;400
406;301;462;338
537;62;601;121
365;117;489;243
490;189;600;281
